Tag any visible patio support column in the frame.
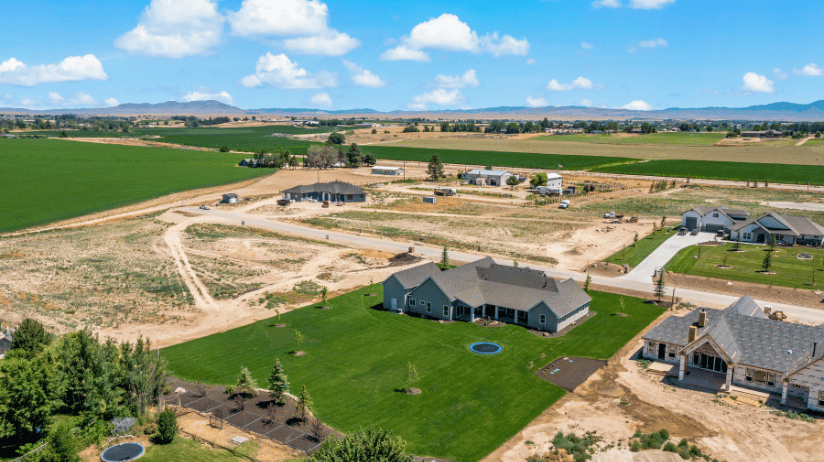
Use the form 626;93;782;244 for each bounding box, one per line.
781;382;788;405
471;307;475;322
495;306;499;321
678;355;686;381
807;387;815;409
725;366;733;393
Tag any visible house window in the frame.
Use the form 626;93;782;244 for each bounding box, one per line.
648;342;656;354
443;306;449;316
667;345;677;359
713;213;719;218
819;391;824;407
747;368;776;387
540;314;546;324
693;352;700;365
426;302;431;313
409;298;416;306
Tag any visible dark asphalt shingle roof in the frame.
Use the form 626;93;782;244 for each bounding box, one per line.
282;181;365;196
687;205;749;219
389;262;441;290
730;212;824;236
644;296;824;373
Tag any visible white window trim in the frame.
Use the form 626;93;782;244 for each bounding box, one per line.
409;298;416;306
539;314;546;324
443;306;449;316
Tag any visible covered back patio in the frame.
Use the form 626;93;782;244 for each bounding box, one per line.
454;304;528;325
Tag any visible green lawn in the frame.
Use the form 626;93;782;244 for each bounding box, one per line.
360;145;632;171
162;286;664;462
0;138;273;232
665;243;824;289
534;132;725;146
603;227;676;267
591;159;824;186
141;438;281;462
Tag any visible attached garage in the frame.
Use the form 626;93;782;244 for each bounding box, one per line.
685;216;699;231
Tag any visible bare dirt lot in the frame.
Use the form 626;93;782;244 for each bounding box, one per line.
488;309;824;462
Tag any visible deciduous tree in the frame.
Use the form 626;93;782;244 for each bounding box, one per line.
310;427;413;462
427;154;445;181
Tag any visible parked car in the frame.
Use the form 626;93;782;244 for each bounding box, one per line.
603;211;616;219
559;200;570;209
276;199;290;206
199;205;211;210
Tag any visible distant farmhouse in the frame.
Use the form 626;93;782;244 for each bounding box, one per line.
372;166;403;176
0;330;11;356
643;295;824;410
382;258;591;333
741;130;784;138
281;181;365;203
681;206;824;245
222;193;238;204
465;169;515;187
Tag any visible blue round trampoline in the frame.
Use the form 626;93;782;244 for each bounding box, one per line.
100;442;145;462
469;342;502;355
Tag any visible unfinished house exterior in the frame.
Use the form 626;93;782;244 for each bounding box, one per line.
681;205;749;232
730;212;824;246
642;295;824;410
382;258;591;333
464;169;515;187
281;181;366;203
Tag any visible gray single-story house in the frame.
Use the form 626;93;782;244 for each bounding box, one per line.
382;258;592;333
372;166;404;176
465;169;515;187
730;212;824;246
643;295;824;409
681;205;749;232
281;181;366;203
742;130;784;138
238;158;259;167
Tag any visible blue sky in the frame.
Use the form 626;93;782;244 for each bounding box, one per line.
1;0;822;112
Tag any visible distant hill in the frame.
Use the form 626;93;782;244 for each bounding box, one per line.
1;99;823;121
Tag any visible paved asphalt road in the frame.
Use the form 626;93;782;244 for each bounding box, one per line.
188;207;824;325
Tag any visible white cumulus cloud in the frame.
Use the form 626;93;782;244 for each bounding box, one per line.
525;95;548;107
547;76;602;91
742;72;774;93
241;52;337;89
581;41;594;49
182;89;233;104
773;68;788;80
115;0;224;58
382;14;528;61
593;0;621;8
1;94;12;101
629;0;675;9
105;98;120;107
0;55;108;86
621;100;652;111
638;38;668;48
526;58;536;65
794;63;823;77
229;0;359;56
408;89;465;110
429;69;480;89
38;91;99;107
311;92;332;107
580;99;594;107
342;60;386;87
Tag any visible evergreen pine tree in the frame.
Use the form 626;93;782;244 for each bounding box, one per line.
296;385;312;422
654;272;666;303
427;154;445;181
441;246;449;269
268;359;289;405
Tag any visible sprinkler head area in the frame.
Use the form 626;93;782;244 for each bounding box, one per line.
469;342;502;355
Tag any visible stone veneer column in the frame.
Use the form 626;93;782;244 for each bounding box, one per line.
678;355;686;381
725;366;733;393
781;382;788;406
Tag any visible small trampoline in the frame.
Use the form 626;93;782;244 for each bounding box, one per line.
469;342;502;355
101;442;145;462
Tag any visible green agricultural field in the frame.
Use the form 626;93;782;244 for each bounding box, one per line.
360;145;633;171
592;159;824;186
0;139;272;232
665;242;824;289
535;132;725;146
604;227;676;267
35;126;316;154
162;286;664;462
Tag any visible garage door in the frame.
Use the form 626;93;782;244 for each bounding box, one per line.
705;224;724;232
685;217;698;231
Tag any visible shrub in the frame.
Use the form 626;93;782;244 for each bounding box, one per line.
551;431;602;462
663;442;678;452
45;421;80;462
658;429;669;440
310;427;412;462
679;448;691;460
155;408;177;444
219;145;230;152
630;440;641;452
678;438;689;448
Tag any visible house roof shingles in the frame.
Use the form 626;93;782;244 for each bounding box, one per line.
282;181;365;196
643;296;824;374
730;212;824;237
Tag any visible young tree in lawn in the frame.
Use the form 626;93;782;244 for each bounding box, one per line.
633;232;639;246
733;231;741;251
506;175;520;190
10;318;52;358
441;246;449;268
654;272;666;303
234;366;258;397
294;330;304;352
296;385;312;423
321;286;328;307
768;234;777;252
762;251;773;273
427;154;445;181
268;359;289;405
406;362;419;392
584;274;592;292
310;427;413;462
661;215;667;229
156;407;177;444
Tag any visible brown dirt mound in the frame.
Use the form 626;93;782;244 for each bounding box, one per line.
389;252;422;265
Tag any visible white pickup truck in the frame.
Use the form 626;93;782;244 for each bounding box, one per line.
559;200;570;209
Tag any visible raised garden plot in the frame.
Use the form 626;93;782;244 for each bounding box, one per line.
536;357;608;392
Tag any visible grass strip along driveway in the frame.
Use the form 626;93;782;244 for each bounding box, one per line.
0;138;272;232
665;242;824;289
592;159;824;186
603;227;676;268
162;286;664;462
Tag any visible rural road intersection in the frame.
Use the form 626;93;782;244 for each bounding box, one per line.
186;207;824;325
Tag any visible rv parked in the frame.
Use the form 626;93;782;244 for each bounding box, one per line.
434;187;457;196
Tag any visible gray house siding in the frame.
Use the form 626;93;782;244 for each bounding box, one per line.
382;276;407;311
527;302;557;332
407;279;453;320
556;303;590;331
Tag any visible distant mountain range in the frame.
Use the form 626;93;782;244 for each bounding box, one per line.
2;99;824;121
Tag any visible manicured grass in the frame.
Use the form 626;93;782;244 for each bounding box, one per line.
360;145;633;171
162;286;664;462
665;242;824;289
534;132;725;146
0;139;272;232
592;159;824;186
603;227;676;267
141;437;267;462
